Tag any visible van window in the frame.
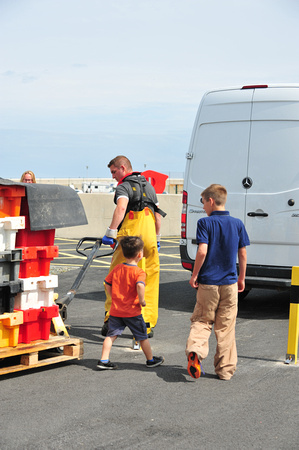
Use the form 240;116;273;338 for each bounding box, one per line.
249;121;299;193
189;121;250;193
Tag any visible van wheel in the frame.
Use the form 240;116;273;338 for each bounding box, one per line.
238;289;250;301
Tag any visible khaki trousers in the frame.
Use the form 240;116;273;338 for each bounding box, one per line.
186;283;238;380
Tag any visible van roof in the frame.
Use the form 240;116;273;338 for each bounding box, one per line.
207;84;299;94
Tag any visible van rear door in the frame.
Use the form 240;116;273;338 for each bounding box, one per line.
245;87;299;267
185;89;253;261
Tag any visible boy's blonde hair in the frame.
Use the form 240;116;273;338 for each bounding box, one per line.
201;184;227;206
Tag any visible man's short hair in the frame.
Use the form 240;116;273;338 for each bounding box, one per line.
108;155;132;171
120;236;144;259
201;184;227;206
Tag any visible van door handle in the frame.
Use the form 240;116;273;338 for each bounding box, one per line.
247;212;268;217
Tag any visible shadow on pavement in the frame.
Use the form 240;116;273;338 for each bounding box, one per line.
77;358;192;383
77;357;220;383
237;288;290;320
159;281;291;320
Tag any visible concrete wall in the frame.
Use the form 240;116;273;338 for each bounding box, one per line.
11;177;184;194
55;193;182;238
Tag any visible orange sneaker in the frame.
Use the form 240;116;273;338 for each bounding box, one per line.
187;352;203;379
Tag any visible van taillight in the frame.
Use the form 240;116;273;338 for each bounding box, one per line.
182;261;193;270
241;85;268;89
181;190;187;239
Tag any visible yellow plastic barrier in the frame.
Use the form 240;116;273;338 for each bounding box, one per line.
285;267;299;364
0;310;23;348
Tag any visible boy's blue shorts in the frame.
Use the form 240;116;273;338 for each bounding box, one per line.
107;315;148;341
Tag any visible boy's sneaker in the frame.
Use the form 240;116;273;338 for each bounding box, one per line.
187;352;204;379
97;360;117;370
146;356;164;368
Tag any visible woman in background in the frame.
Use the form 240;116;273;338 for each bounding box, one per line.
20;170;36;183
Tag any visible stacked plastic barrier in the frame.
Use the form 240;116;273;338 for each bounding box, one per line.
0;185;26;347
0;179;88;350
0;184;59;347
14;194;59;344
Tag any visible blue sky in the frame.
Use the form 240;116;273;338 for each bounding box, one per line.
1;0;299;179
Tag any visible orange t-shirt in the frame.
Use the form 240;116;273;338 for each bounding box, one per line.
105;263;146;317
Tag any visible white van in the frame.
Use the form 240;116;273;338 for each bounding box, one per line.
180;84;299;295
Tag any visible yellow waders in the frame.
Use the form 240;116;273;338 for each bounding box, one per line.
104;207;159;332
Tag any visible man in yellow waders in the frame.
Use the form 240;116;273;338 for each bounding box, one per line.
101;155;166;337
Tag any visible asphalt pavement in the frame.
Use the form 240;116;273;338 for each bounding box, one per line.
1;237;298;449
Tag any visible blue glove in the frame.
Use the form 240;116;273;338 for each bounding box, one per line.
157;241;161;252
102;235;114;246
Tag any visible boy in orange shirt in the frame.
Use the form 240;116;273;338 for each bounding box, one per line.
97;236;164;370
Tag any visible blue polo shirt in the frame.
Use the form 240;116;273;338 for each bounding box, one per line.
196;211;250;285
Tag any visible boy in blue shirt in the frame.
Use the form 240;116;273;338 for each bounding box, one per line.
186;184;250;380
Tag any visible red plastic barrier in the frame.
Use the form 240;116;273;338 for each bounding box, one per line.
16;226;55;247
17;305;59;344
19;245;59;278
141;170;168;194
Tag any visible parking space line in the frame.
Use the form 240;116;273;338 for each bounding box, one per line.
53;236;185;273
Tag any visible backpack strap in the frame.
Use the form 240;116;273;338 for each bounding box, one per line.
124;174;166;217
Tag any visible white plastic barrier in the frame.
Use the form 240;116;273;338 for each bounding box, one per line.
14;275;58;310
0;216;25;252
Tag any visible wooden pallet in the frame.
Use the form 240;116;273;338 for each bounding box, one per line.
0;335;83;376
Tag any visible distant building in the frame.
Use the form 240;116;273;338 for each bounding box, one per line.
81;181;116;193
